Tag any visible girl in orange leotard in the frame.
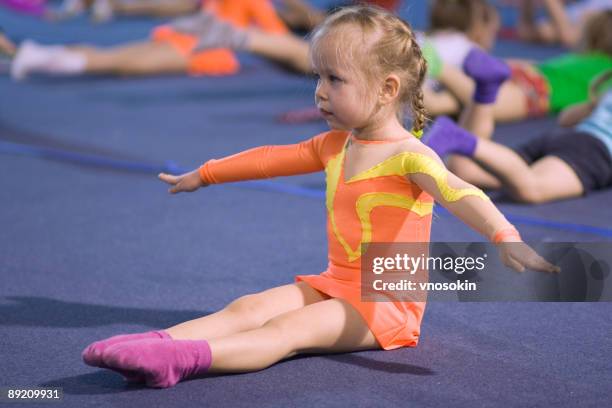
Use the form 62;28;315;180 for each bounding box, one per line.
81;5;558;389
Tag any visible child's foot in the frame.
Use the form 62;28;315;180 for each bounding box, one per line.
10;41;87;80
11;40;61;80
462;48;511;104
102;339;212;388
82;330;171;368
424;116;477;158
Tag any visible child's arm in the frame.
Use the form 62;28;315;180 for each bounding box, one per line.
558;69;612;127
540;0;580;47
407;146;558;273
159;132;332;194
557;100;597;128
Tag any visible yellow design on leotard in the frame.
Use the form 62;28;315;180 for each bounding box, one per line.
325;145;489;262
346;151;489;202
346;193;433;261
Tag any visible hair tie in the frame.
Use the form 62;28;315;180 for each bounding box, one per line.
411;128;424;139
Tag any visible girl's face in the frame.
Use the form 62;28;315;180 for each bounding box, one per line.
312;31;377;130
468;6;500;51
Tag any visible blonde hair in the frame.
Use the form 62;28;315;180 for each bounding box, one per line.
309;5;428;134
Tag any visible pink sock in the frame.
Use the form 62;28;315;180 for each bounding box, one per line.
82;330;171;368
102;339;212;388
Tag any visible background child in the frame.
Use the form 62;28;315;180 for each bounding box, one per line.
10;0;295;79
80;5;557;389
421;0;501;117
427;9;612;122
427;49;612;203
516;0;612;48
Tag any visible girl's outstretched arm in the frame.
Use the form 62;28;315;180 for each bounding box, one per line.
159;131;338;193
407;146;559;273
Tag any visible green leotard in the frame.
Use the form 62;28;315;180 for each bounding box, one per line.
538;52;612;112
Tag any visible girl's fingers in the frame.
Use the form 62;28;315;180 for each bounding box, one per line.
505;254;526;273
158;173;180;185
526;254;560;273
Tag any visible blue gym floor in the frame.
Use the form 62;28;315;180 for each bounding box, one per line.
1;3;611;407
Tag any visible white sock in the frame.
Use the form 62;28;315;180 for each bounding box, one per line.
11;41;86;80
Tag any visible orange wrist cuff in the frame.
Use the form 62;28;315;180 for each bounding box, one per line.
199;162;216;185
492;227;521;244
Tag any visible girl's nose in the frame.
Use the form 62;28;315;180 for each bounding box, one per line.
315;82;327;101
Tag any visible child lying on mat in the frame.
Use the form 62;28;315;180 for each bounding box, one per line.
426;51;612;204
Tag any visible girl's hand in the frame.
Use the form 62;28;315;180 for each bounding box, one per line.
497;241;560;273
158;170;208;194
588;69;612;103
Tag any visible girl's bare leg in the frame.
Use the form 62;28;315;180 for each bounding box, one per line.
423;87;461;117
111;0;199;18
246;30;311;74
277;0;325;31
472;139;583;203
437;65;529;122
448;102;502;189
71;41;188;75
165;282;328;341
205;298;379;373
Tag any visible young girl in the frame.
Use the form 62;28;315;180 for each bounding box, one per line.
427;49;612;204
421;0;501;116
428;9;612;122
81;6;557;389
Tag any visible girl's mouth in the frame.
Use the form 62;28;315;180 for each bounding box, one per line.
319;108;333;117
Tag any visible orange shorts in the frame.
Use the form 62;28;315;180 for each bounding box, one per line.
508;62;551;117
151;25;239;76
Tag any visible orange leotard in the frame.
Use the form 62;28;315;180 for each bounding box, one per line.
152;0;288;76
199;130;488;349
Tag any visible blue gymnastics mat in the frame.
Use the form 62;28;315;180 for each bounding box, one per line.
1;3;611;407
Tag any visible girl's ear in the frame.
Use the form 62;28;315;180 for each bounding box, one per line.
380;74;401;105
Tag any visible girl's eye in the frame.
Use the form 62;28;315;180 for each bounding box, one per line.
329;75;341;82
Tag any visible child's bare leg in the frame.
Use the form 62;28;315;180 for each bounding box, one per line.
71;41;187;75
438;64;528;122
472;141;583;203
82;281;328;371
518;0;540;42
246;30;311;74
443;108;502;188
447;156;502;189
11;40;188;79
207;298;378;373
100;298;378;387
166;282;328;341
112;0;199;18
448;98;501;188
540;0;580;47
423;87;461;117
278;0;325;31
